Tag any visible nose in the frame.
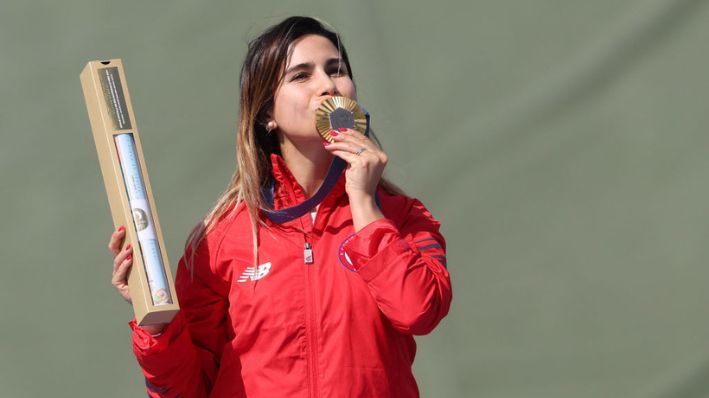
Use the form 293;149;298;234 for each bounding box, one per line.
316;70;338;97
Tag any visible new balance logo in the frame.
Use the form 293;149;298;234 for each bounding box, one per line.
237;262;272;283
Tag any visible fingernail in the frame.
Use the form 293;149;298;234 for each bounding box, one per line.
118;226;125;232
126;244;132;251
338;128;347;132
330;130;339;137
126;254;133;261
322;141;330;146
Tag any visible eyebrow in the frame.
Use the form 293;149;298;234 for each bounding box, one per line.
284;58;346;76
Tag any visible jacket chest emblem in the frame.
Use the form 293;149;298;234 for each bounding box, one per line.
338;234;357;272
236;262;272;282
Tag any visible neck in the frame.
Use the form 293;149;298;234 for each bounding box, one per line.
278;137;332;198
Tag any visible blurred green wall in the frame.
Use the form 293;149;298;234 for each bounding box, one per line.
1;0;709;396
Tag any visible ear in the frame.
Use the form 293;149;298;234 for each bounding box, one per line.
264;105;274;121
257;100;275;127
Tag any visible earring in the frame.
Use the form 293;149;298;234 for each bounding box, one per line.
266;121;277;133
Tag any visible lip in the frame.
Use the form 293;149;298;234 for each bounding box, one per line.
315;95;353;110
313;97;331;112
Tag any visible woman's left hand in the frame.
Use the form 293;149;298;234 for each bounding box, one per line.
323;127;387;200
323;127;387;231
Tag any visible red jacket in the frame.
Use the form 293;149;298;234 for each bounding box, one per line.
130;154;452;397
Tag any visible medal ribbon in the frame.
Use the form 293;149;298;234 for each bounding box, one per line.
262;110;370;224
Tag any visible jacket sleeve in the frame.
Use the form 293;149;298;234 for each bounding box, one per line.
341;197;452;335
129;239;231;398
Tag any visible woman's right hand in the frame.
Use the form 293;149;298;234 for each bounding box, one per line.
109;225;133;303
108;226;167;335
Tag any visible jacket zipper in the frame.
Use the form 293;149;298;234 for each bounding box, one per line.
304;242;314;264
300;216;319;398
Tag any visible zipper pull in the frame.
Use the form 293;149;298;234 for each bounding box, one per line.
304;242;314;264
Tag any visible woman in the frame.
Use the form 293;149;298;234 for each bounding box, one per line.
108;16;451;397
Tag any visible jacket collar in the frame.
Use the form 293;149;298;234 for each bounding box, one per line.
269;153;346;211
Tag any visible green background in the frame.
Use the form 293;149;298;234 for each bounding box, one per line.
2;0;708;396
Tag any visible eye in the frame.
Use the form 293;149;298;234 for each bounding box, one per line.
328;67;348;77
291;72;310;81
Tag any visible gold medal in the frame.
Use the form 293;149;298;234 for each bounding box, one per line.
315;96;367;142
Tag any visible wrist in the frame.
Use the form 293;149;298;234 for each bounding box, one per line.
142;323;167;336
349;195;383;232
348;192;377;207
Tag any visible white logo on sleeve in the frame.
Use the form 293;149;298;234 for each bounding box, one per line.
237;262;272;283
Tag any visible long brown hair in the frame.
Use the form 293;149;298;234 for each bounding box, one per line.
186;16;401;269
